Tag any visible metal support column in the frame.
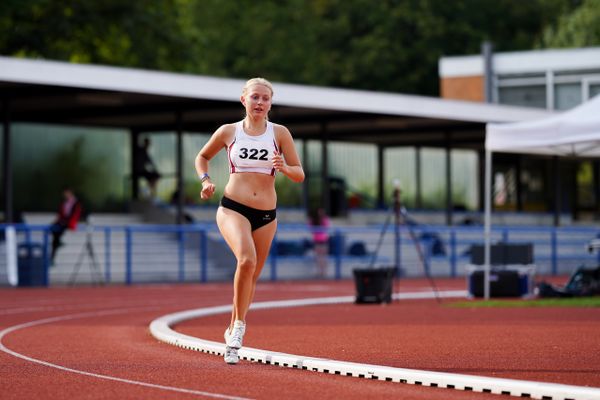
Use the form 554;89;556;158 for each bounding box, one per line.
2;100;13;222
552;156;560;227
516;155;523;212
377;144;385;209
478;149;485;212
320;124;329;214
415;146;422;209
445;133;453;225
175;111;184;224
594;160;600;221
130;129;140;200
302;139;309;214
482;41;494;103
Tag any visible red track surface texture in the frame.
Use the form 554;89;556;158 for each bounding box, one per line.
1;277;599;400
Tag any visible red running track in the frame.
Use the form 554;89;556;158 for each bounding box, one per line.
1;277;599;400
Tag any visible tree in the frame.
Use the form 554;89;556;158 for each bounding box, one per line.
0;0;578;95
539;0;600;47
181;0;575;95
0;0;194;71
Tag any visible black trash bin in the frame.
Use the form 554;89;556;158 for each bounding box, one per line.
353;267;395;304
18;243;47;287
469;268;521;298
328;177;348;217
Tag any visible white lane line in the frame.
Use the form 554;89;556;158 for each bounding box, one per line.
0;307;251;400
150;290;600;400
0;298;206;315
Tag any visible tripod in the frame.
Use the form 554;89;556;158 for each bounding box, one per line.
69;220;104;286
368;184;441;303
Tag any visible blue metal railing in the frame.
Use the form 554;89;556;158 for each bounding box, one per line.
1;222;599;286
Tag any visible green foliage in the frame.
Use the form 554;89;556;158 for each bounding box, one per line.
0;0;194;71
182;0;575;95
449;297;600;308
0;0;577;96
539;0;600;47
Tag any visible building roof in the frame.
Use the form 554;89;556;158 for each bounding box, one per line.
0;56;551;148
439;46;600;78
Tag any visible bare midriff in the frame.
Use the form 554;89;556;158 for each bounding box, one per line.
222;172;277;210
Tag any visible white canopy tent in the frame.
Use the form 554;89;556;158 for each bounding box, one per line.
483;94;600;298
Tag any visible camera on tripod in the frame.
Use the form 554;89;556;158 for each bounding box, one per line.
353;180;440;304
69;216;104;286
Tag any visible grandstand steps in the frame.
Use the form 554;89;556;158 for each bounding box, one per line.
48;228;234;285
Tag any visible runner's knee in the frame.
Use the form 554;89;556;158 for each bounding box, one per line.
237;256;256;275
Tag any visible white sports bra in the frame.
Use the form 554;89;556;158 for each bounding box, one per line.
226;121;279;175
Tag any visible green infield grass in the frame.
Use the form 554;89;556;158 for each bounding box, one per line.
449;296;600;308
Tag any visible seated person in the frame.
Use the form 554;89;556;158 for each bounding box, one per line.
49;187;82;263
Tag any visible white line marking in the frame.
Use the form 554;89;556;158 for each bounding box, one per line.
0;307;251;400
0;298;200;315
151;290;600;400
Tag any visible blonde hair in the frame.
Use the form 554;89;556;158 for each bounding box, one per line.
242;77;274;97
242;77;273;121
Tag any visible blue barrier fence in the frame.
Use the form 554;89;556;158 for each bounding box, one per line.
1;222;599;286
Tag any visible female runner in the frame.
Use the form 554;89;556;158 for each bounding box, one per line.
195;77;304;364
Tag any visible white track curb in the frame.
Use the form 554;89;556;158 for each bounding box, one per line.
150;290;600;400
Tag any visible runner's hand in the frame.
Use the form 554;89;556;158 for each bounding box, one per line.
272;150;285;172
201;180;215;200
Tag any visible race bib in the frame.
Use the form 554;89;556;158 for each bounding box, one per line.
231;142;272;169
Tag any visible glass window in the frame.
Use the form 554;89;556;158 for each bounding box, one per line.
385;148;415;208
451;149;478;211
493;164;517;211
420;148;446;209
12;123;129;211
577;161;596;209
590;83;600;99
498;85;546;109
520;158;548;212
328;142;377;199
555;83;582;110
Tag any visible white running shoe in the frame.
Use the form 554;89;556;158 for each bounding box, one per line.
224;346;239;364
224;320;246;349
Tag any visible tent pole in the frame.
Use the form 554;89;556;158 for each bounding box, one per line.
484;149;492;300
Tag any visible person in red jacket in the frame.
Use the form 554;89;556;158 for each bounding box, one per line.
49;187;82;264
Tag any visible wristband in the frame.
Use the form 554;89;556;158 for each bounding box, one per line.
200;173;210;183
